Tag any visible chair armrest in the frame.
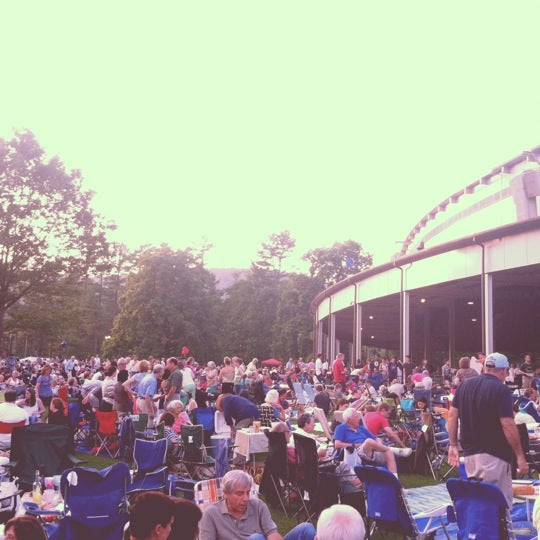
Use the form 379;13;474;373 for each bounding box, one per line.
68;453;85;466
412;503;450;519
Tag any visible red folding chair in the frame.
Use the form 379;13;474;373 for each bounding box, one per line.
93;410;119;458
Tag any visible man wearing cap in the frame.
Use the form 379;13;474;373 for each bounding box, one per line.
448;352;528;507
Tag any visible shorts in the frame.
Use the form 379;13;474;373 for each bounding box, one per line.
357;445;387;466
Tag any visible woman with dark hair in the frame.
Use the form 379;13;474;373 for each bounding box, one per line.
3;515;47;540
169;498;202;540
16;387;45;422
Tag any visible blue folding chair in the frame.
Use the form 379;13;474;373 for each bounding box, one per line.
51;462;130;540
446;477;534;540
127;438;168;496
355;464;451;539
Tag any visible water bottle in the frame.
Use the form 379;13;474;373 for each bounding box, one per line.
32;469;43;504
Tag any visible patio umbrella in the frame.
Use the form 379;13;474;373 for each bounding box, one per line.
262;358;282;367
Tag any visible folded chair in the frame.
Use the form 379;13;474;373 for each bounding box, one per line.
126;438;168;496
259;430;293;516
446;477;528;540
292;432;340;522
8;424;83;491
355;464;451;539
50;462;130;540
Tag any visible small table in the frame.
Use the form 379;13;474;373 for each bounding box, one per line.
234;429;268;460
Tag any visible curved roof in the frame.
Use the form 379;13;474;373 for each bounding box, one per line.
400;145;540;255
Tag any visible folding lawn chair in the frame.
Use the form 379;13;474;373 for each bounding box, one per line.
446;477;532;540
303;384;316;405
355;464;451;539
259;431;293;516
51;462;130;540
127;438;168;496
93;410;119;458
194;477;258;510
178;424;215;479
293;433;340;523
8;424;83;491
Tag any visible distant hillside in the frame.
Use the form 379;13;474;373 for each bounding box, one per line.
208;268;251;290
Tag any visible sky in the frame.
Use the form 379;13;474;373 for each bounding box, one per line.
1;2;540;272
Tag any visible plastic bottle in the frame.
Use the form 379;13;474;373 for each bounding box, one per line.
32;469;43;504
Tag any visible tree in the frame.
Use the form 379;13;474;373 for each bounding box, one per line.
0;130;112;351
103;246;221;359
272;274;325;359
251;231;296;277
302;239;373;287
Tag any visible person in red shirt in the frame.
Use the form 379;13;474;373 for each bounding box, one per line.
363;402;409;450
332;353;347;384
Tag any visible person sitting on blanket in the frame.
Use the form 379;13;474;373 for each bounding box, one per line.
333;408;411;478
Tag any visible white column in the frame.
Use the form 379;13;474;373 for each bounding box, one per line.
355;304;363;362
483;273;494;353
401;291;410;360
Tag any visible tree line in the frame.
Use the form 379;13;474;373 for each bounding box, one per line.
1;130;373;361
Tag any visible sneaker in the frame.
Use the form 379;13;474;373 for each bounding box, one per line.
391;447;412;458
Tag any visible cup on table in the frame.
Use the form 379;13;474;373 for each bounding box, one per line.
44;477;55;490
253;421;261;432
43;489;56;504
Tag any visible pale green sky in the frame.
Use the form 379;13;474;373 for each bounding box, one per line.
1;2;539;270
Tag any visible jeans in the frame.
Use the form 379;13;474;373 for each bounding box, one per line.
248;522;316;540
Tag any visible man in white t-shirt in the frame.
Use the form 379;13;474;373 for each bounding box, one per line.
315;354;323;377
0;390;29;450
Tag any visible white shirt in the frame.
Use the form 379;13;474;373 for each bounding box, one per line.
470;356;484;374
0;402;29;450
315;358;323;376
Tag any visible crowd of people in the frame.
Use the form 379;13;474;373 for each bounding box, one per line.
0;349;538;539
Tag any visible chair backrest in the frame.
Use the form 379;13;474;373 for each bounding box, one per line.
133;438;168;476
313;407;333;440
194;408;215;433
194;477;223;509
61;462;131;525
67;398;81;429
95;410;118;435
264;430;289;480
446;477;511;539
292;382;307;405
293;433;319;493
193;477;258;509
10;424;76;488
354;464;417;538
304;384;316;403
181;424;205;461
130;413;149;433
0;420;26;435
258;403;275;427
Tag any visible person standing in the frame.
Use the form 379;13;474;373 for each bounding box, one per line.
448;352;528;508
332;353;347;385
516;353;535;390
164;357;183;408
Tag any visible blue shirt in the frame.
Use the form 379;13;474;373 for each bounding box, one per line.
137;373;157;398
333;422;376;445
221;395;260;426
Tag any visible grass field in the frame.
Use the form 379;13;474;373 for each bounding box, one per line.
76;449;451;539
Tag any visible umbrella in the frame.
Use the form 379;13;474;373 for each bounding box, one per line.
262;358;282;367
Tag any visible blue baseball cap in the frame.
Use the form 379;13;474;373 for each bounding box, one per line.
484;352;509;369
